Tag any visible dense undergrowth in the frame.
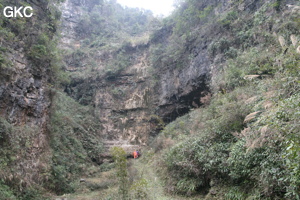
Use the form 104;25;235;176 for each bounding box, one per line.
0;90;103;199
1;0;300;199
152;0;300;199
48;90;103;195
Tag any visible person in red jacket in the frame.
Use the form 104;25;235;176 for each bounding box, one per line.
133;150;138;159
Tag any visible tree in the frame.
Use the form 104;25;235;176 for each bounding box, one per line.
111;147;129;200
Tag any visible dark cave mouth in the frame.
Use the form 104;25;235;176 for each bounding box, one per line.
161;86;210;123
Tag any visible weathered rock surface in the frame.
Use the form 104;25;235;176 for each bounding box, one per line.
156;44;210;122
0;0;66;192
59;0;212;146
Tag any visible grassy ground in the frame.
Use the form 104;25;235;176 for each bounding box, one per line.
51;167;118;200
52;149;205;200
128;150;205;200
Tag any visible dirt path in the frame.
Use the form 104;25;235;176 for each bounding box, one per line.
130;157;170;200
53;150;204;200
128;152;204;200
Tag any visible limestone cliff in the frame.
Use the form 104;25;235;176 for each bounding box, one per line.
1;0;299;198
59;0;212;148
59;0;156;146
58;0;298;150
0;0;59;194
0;0;103;196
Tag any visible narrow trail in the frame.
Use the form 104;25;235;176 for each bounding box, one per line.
128;152;204;200
53;149;205;200
130;157;171;200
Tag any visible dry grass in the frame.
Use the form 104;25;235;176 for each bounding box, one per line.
243;75;261;80
290;35;298;47
52;168;118;200
130;34;150;47
263;101;273;109
244;111;262;123
245;96;259;104
297;46;300;54
278;35;286;48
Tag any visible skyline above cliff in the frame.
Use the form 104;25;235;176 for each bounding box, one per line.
117;0;175;16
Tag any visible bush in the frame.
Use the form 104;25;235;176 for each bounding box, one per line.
111;147;129;200
224;186;248;200
130;178;149;200
157;91;251;194
48;91;103;194
0;181;17;200
19;187;46;200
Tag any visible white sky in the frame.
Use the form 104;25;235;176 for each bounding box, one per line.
117;0;175;16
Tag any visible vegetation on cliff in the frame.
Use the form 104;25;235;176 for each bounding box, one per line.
151;0;300;199
0;0;68;84
48;91;103;194
64;0;155;79
0;0;100;198
1;0;300;199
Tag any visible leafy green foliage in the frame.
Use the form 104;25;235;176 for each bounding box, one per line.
254;93;300;199
48;91;103;194
19;187;46;200
173;1;213;35
0;0;69;85
153;2;300;198
155;90;252;194
218;11;238;30
105;49;133;77
130;178;149;200
111;147;129;200
157;74;300;198
0;181;17;200
224;186;248;200
0;118;51;199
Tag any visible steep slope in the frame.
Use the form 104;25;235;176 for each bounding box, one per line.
0;0;104;198
151;0;300;199
59;0;162;146
59;0;212;148
57;1;300;198
1;0;299;199
0;0;63;198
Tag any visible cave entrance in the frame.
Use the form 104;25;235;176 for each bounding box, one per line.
161;85;210;123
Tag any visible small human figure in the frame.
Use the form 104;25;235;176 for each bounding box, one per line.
133;150;138;159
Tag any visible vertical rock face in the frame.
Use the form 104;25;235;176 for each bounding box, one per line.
1;74;50;126
96;55;153;144
69;47;155;145
60;0;84;49
0;0;60;191
156;44;211;122
59;0;212;145
59;0;157;145
0;47;52;187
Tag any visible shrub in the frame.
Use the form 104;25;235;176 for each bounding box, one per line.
218;11;238;30
130;178;149;200
29;44;48;62
48;91;103;194
0;181;17;200
157;91;251;194
111;147;129;200
224;186;247;200
19;187;46;200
